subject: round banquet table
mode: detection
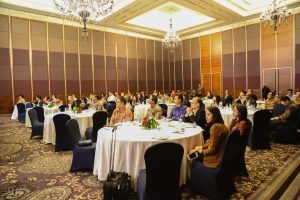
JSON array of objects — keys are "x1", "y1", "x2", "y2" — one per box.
[
  {"x1": 93, "y1": 121, "x2": 204, "y2": 191},
  {"x1": 134, "y1": 103, "x2": 175, "y2": 120},
  {"x1": 11, "y1": 105, "x2": 18, "y2": 120},
  {"x1": 219, "y1": 107, "x2": 256, "y2": 126},
  {"x1": 25, "y1": 106, "x2": 60, "y2": 127},
  {"x1": 43, "y1": 110, "x2": 95, "y2": 145}
]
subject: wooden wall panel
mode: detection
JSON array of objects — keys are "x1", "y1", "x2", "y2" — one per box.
[
  {"x1": 0, "y1": 15, "x2": 13, "y2": 113},
  {"x1": 222, "y1": 30, "x2": 233, "y2": 91},
  {"x1": 278, "y1": 68, "x2": 292, "y2": 95},
  {"x1": 169, "y1": 53, "x2": 175, "y2": 91},
  {"x1": 155, "y1": 41, "x2": 163, "y2": 91},
  {"x1": 211, "y1": 32, "x2": 222, "y2": 95},
  {"x1": 202, "y1": 73, "x2": 211, "y2": 93},
  {"x1": 116, "y1": 34, "x2": 127, "y2": 92},
  {"x1": 137, "y1": 38, "x2": 146, "y2": 91},
  {"x1": 12, "y1": 17, "x2": 31, "y2": 100},
  {"x1": 200, "y1": 35, "x2": 210, "y2": 93},
  {"x1": 105, "y1": 32, "x2": 117, "y2": 92},
  {"x1": 296, "y1": 14, "x2": 300, "y2": 89},
  {"x1": 49, "y1": 23, "x2": 64, "y2": 97},
  {"x1": 31, "y1": 20, "x2": 49, "y2": 97},
  {"x1": 127, "y1": 36, "x2": 137, "y2": 92},
  {"x1": 147, "y1": 40, "x2": 155, "y2": 91},
  {"x1": 263, "y1": 69, "x2": 276, "y2": 91},
  {"x1": 93, "y1": 31, "x2": 105, "y2": 93},
  {"x1": 183, "y1": 40, "x2": 191, "y2": 91},
  {"x1": 247, "y1": 24, "x2": 260, "y2": 89},
  {"x1": 163, "y1": 48, "x2": 169, "y2": 92},
  {"x1": 191, "y1": 37, "x2": 200, "y2": 90},
  {"x1": 80, "y1": 30, "x2": 93, "y2": 96},
  {"x1": 65, "y1": 26, "x2": 79, "y2": 95},
  {"x1": 174, "y1": 47, "x2": 182, "y2": 90}
]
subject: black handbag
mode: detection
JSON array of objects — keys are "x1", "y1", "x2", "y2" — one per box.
[{"x1": 103, "y1": 126, "x2": 131, "y2": 200}]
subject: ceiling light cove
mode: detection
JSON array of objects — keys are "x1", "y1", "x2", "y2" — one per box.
[{"x1": 126, "y1": 1, "x2": 215, "y2": 32}]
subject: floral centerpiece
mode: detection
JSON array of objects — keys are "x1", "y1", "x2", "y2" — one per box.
[
  {"x1": 47, "y1": 102, "x2": 54, "y2": 108},
  {"x1": 142, "y1": 117, "x2": 159, "y2": 129},
  {"x1": 72, "y1": 106, "x2": 82, "y2": 114}
]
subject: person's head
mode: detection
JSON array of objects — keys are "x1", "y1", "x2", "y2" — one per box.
[
  {"x1": 240, "y1": 91, "x2": 247, "y2": 97},
  {"x1": 205, "y1": 106, "x2": 224, "y2": 125},
  {"x1": 207, "y1": 91, "x2": 211, "y2": 96},
  {"x1": 267, "y1": 92, "x2": 274, "y2": 99},
  {"x1": 233, "y1": 104, "x2": 248, "y2": 121},
  {"x1": 116, "y1": 97, "x2": 127, "y2": 109},
  {"x1": 287, "y1": 89, "x2": 293, "y2": 96},
  {"x1": 36, "y1": 95, "x2": 42, "y2": 101},
  {"x1": 296, "y1": 91, "x2": 300, "y2": 98},
  {"x1": 191, "y1": 97, "x2": 204, "y2": 110},
  {"x1": 212, "y1": 95, "x2": 221, "y2": 105},
  {"x1": 225, "y1": 90, "x2": 230, "y2": 95},
  {"x1": 149, "y1": 95, "x2": 158, "y2": 106},
  {"x1": 245, "y1": 94, "x2": 252, "y2": 100},
  {"x1": 51, "y1": 94, "x2": 56, "y2": 99},
  {"x1": 174, "y1": 95, "x2": 183, "y2": 106},
  {"x1": 280, "y1": 96, "x2": 291, "y2": 106},
  {"x1": 247, "y1": 89, "x2": 254, "y2": 94},
  {"x1": 19, "y1": 95, "x2": 24, "y2": 100},
  {"x1": 72, "y1": 94, "x2": 76, "y2": 98}
]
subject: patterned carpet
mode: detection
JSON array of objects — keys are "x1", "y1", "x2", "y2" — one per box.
[{"x1": 0, "y1": 115, "x2": 299, "y2": 200}]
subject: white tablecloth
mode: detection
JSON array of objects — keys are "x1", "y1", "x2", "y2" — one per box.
[
  {"x1": 93, "y1": 121, "x2": 204, "y2": 191},
  {"x1": 43, "y1": 110, "x2": 95, "y2": 144},
  {"x1": 11, "y1": 105, "x2": 18, "y2": 120},
  {"x1": 220, "y1": 107, "x2": 256, "y2": 126},
  {"x1": 256, "y1": 100, "x2": 266, "y2": 110},
  {"x1": 203, "y1": 99, "x2": 213, "y2": 108},
  {"x1": 134, "y1": 103, "x2": 175, "y2": 120},
  {"x1": 25, "y1": 106, "x2": 60, "y2": 127}
]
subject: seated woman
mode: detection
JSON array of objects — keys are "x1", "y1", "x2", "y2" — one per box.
[
  {"x1": 189, "y1": 106, "x2": 229, "y2": 168},
  {"x1": 211, "y1": 95, "x2": 222, "y2": 107},
  {"x1": 183, "y1": 97, "x2": 206, "y2": 128},
  {"x1": 146, "y1": 95, "x2": 162, "y2": 120},
  {"x1": 265, "y1": 92, "x2": 279, "y2": 110},
  {"x1": 110, "y1": 97, "x2": 133, "y2": 124},
  {"x1": 227, "y1": 104, "x2": 249, "y2": 136},
  {"x1": 17, "y1": 95, "x2": 26, "y2": 104}
]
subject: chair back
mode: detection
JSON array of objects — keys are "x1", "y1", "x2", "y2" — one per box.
[
  {"x1": 25, "y1": 102, "x2": 33, "y2": 109},
  {"x1": 272, "y1": 103, "x2": 286, "y2": 117},
  {"x1": 65, "y1": 119, "x2": 81, "y2": 150},
  {"x1": 249, "y1": 110, "x2": 272, "y2": 149},
  {"x1": 33, "y1": 106, "x2": 44, "y2": 122},
  {"x1": 218, "y1": 130, "x2": 241, "y2": 175},
  {"x1": 75, "y1": 99, "x2": 82, "y2": 107},
  {"x1": 16, "y1": 103, "x2": 25, "y2": 114},
  {"x1": 28, "y1": 109, "x2": 40, "y2": 126},
  {"x1": 92, "y1": 111, "x2": 108, "y2": 142},
  {"x1": 144, "y1": 142, "x2": 183, "y2": 200},
  {"x1": 106, "y1": 101, "x2": 116, "y2": 118},
  {"x1": 159, "y1": 104, "x2": 168, "y2": 117},
  {"x1": 59, "y1": 104, "x2": 68, "y2": 112},
  {"x1": 53, "y1": 114, "x2": 72, "y2": 151}
]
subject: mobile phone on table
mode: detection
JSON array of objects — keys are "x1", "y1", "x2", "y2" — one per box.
[{"x1": 187, "y1": 151, "x2": 199, "y2": 161}]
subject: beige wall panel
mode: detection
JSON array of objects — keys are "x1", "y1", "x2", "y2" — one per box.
[
  {"x1": 261, "y1": 26, "x2": 276, "y2": 69},
  {"x1": 221, "y1": 30, "x2": 233, "y2": 54},
  {"x1": 191, "y1": 37, "x2": 200, "y2": 58},
  {"x1": 247, "y1": 24, "x2": 260, "y2": 51},
  {"x1": 49, "y1": 23, "x2": 63, "y2": 52},
  {"x1": 12, "y1": 18, "x2": 29, "y2": 49},
  {"x1": 31, "y1": 21, "x2": 47, "y2": 51},
  {"x1": 79, "y1": 30, "x2": 92, "y2": 54},
  {"x1": 93, "y1": 31, "x2": 104, "y2": 55},
  {"x1": 105, "y1": 32, "x2": 115, "y2": 57},
  {"x1": 0, "y1": 15, "x2": 9, "y2": 48},
  {"x1": 233, "y1": 27, "x2": 246, "y2": 53},
  {"x1": 182, "y1": 40, "x2": 189, "y2": 59},
  {"x1": 64, "y1": 26, "x2": 78, "y2": 53},
  {"x1": 277, "y1": 18, "x2": 293, "y2": 68},
  {"x1": 127, "y1": 36, "x2": 136, "y2": 58},
  {"x1": 116, "y1": 34, "x2": 126, "y2": 57}
]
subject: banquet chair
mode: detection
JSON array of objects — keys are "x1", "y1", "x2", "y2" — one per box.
[
  {"x1": 272, "y1": 103, "x2": 286, "y2": 117},
  {"x1": 137, "y1": 142, "x2": 184, "y2": 200},
  {"x1": 106, "y1": 101, "x2": 116, "y2": 118},
  {"x1": 233, "y1": 119, "x2": 252, "y2": 177},
  {"x1": 25, "y1": 102, "x2": 33, "y2": 109},
  {"x1": 159, "y1": 104, "x2": 168, "y2": 117},
  {"x1": 274, "y1": 108, "x2": 300, "y2": 145},
  {"x1": 28, "y1": 109, "x2": 44, "y2": 139},
  {"x1": 66, "y1": 119, "x2": 96, "y2": 172},
  {"x1": 189, "y1": 130, "x2": 241, "y2": 200},
  {"x1": 248, "y1": 110, "x2": 272, "y2": 150},
  {"x1": 85, "y1": 111, "x2": 108, "y2": 142},
  {"x1": 59, "y1": 104, "x2": 68, "y2": 112},
  {"x1": 53, "y1": 114, "x2": 72, "y2": 152},
  {"x1": 16, "y1": 103, "x2": 26, "y2": 123},
  {"x1": 33, "y1": 106, "x2": 44, "y2": 123}
]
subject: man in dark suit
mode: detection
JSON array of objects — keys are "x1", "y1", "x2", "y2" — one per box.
[
  {"x1": 183, "y1": 97, "x2": 206, "y2": 128},
  {"x1": 244, "y1": 94, "x2": 257, "y2": 108},
  {"x1": 222, "y1": 89, "x2": 233, "y2": 106}
]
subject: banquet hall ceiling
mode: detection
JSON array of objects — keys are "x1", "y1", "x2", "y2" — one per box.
[{"x1": 0, "y1": 0, "x2": 300, "y2": 38}]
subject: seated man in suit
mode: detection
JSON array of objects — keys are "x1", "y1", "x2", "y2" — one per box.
[
  {"x1": 146, "y1": 95, "x2": 162, "y2": 120},
  {"x1": 244, "y1": 94, "x2": 257, "y2": 108},
  {"x1": 183, "y1": 97, "x2": 206, "y2": 128},
  {"x1": 222, "y1": 89, "x2": 233, "y2": 106}
]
